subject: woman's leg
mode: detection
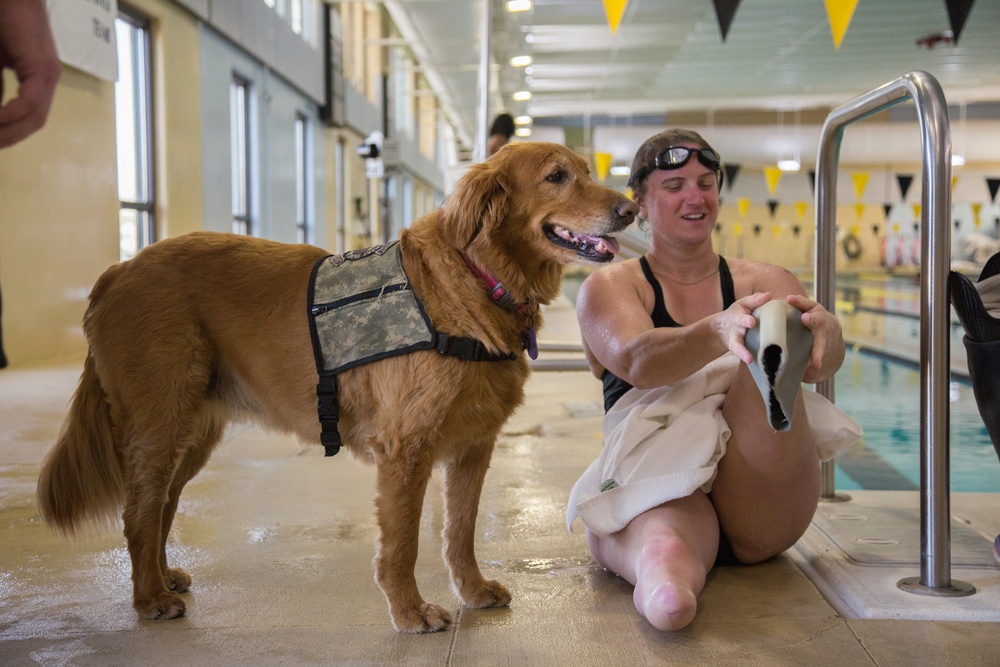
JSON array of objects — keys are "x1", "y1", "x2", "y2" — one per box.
[
  {"x1": 585, "y1": 491, "x2": 719, "y2": 631},
  {"x1": 711, "y1": 362, "x2": 822, "y2": 563}
]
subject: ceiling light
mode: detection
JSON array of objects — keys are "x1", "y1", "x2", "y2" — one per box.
[
  {"x1": 506, "y1": 0, "x2": 532, "y2": 12},
  {"x1": 512, "y1": 90, "x2": 531, "y2": 101},
  {"x1": 777, "y1": 158, "x2": 801, "y2": 172},
  {"x1": 952, "y1": 154, "x2": 965, "y2": 166},
  {"x1": 514, "y1": 115, "x2": 532, "y2": 126},
  {"x1": 510, "y1": 55, "x2": 532, "y2": 67},
  {"x1": 515, "y1": 127, "x2": 532, "y2": 137},
  {"x1": 610, "y1": 165, "x2": 631, "y2": 176}
]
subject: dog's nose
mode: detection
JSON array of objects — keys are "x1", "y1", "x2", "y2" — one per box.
[{"x1": 614, "y1": 200, "x2": 639, "y2": 224}]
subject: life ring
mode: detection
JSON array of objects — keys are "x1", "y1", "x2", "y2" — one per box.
[{"x1": 842, "y1": 233, "x2": 862, "y2": 260}]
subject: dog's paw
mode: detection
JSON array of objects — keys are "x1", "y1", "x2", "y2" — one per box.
[
  {"x1": 163, "y1": 567, "x2": 192, "y2": 593},
  {"x1": 392, "y1": 602, "x2": 453, "y2": 633},
  {"x1": 135, "y1": 591, "x2": 186, "y2": 620},
  {"x1": 461, "y1": 579, "x2": 512, "y2": 609}
]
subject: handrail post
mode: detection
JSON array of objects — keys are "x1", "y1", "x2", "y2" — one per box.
[{"x1": 813, "y1": 71, "x2": 974, "y2": 597}]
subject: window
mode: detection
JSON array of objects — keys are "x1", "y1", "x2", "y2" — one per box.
[
  {"x1": 294, "y1": 113, "x2": 311, "y2": 243},
  {"x1": 114, "y1": 10, "x2": 154, "y2": 261},
  {"x1": 230, "y1": 76, "x2": 252, "y2": 235}
]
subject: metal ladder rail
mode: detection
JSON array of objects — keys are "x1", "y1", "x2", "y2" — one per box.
[{"x1": 814, "y1": 70, "x2": 973, "y2": 596}]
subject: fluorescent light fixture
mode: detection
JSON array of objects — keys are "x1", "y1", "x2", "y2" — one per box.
[
  {"x1": 514, "y1": 115, "x2": 532, "y2": 126},
  {"x1": 610, "y1": 165, "x2": 631, "y2": 176},
  {"x1": 510, "y1": 55, "x2": 532, "y2": 67},
  {"x1": 515, "y1": 127, "x2": 532, "y2": 137},
  {"x1": 952, "y1": 154, "x2": 966, "y2": 166},
  {"x1": 506, "y1": 0, "x2": 532, "y2": 12},
  {"x1": 512, "y1": 90, "x2": 532, "y2": 101},
  {"x1": 777, "y1": 158, "x2": 801, "y2": 172}
]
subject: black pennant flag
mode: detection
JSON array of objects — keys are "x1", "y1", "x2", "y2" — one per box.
[
  {"x1": 945, "y1": 0, "x2": 976, "y2": 44},
  {"x1": 724, "y1": 163, "x2": 741, "y2": 190},
  {"x1": 883, "y1": 203, "x2": 893, "y2": 219},
  {"x1": 767, "y1": 200, "x2": 779, "y2": 217},
  {"x1": 808, "y1": 170, "x2": 816, "y2": 195},
  {"x1": 987, "y1": 177, "x2": 1000, "y2": 203},
  {"x1": 713, "y1": 0, "x2": 743, "y2": 41},
  {"x1": 897, "y1": 174, "x2": 914, "y2": 200}
]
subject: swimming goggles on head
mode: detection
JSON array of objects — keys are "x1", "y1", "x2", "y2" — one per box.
[{"x1": 628, "y1": 146, "x2": 723, "y2": 189}]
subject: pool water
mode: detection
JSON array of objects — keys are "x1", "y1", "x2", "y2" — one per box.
[{"x1": 830, "y1": 348, "x2": 1000, "y2": 492}]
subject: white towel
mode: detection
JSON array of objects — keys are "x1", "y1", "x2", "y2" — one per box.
[{"x1": 566, "y1": 354, "x2": 862, "y2": 538}]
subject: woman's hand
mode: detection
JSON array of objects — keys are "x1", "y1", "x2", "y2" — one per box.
[
  {"x1": 785, "y1": 293, "x2": 845, "y2": 383},
  {"x1": 718, "y1": 292, "x2": 772, "y2": 365}
]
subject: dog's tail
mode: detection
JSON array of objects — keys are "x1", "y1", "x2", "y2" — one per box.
[{"x1": 37, "y1": 285, "x2": 125, "y2": 534}]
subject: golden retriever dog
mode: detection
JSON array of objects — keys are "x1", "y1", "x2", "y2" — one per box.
[{"x1": 36, "y1": 142, "x2": 637, "y2": 633}]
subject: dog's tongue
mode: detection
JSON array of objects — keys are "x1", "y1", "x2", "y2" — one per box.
[{"x1": 582, "y1": 234, "x2": 620, "y2": 255}]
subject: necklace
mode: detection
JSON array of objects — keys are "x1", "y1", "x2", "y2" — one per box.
[{"x1": 659, "y1": 270, "x2": 719, "y2": 286}]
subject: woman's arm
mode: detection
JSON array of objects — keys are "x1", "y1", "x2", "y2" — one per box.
[{"x1": 577, "y1": 265, "x2": 771, "y2": 388}]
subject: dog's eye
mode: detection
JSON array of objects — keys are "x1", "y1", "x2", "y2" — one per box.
[{"x1": 545, "y1": 169, "x2": 567, "y2": 184}]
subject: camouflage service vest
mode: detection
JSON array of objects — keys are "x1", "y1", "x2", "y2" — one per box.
[{"x1": 307, "y1": 241, "x2": 516, "y2": 457}]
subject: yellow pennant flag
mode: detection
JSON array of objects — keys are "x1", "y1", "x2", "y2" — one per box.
[
  {"x1": 952, "y1": 175, "x2": 959, "y2": 191},
  {"x1": 912, "y1": 204, "x2": 922, "y2": 221},
  {"x1": 795, "y1": 201, "x2": 808, "y2": 220},
  {"x1": 738, "y1": 198, "x2": 751, "y2": 217},
  {"x1": 772, "y1": 224, "x2": 782, "y2": 238},
  {"x1": 594, "y1": 152, "x2": 613, "y2": 183},
  {"x1": 733, "y1": 223, "x2": 744, "y2": 238},
  {"x1": 603, "y1": 0, "x2": 629, "y2": 34},
  {"x1": 973, "y1": 202, "x2": 982, "y2": 228},
  {"x1": 854, "y1": 203, "x2": 865, "y2": 219},
  {"x1": 825, "y1": 0, "x2": 859, "y2": 50},
  {"x1": 763, "y1": 167, "x2": 782, "y2": 195},
  {"x1": 852, "y1": 172, "x2": 869, "y2": 200}
]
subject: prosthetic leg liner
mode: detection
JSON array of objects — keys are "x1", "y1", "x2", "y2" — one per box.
[
  {"x1": 744, "y1": 300, "x2": 812, "y2": 432},
  {"x1": 949, "y1": 251, "x2": 1000, "y2": 462}
]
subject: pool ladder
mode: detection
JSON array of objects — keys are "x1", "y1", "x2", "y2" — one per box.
[{"x1": 814, "y1": 70, "x2": 974, "y2": 597}]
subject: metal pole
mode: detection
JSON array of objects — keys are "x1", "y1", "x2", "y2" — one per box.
[
  {"x1": 476, "y1": 0, "x2": 491, "y2": 161},
  {"x1": 814, "y1": 71, "x2": 973, "y2": 596}
]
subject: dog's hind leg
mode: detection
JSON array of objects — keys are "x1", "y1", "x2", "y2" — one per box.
[
  {"x1": 157, "y1": 413, "x2": 224, "y2": 595},
  {"x1": 372, "y1": 447, "x2": 452, "y2": 633},
  {"x1": 441, "y1": 443, "x2": 511, "y2": 609}
]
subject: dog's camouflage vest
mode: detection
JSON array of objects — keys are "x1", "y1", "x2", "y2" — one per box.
[{"x1": 308, "y1": 241, "x2": 516, "y2": 456}]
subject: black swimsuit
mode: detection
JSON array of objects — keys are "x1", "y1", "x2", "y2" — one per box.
[
  {"x1": 601, "y1": 255, "x2": 736, "y2": 412},
  {"x1": 597, "y1": 254, "x2": 740, "y2": 566}
]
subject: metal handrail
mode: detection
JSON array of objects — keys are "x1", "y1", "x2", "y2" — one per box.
[{"x1": 814, "y1": 71, "x2": 973, "y2": 597}]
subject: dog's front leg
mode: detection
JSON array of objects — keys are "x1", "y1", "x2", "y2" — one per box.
[
  {"x1": 373, "y1": 451, "x2": 452, "y2": 633},
  {"x1": 441, "y1": 443, "x2": 512, "y2": 609}
]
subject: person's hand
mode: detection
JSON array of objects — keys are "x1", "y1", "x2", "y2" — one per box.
[
  {"x1": 718, "y1": 291, "x2": 772, "y2": 365},
  {"x1": 0, "y1": 0, "x2": 61, "y2": 148},
  {"x1": 785, "y1": 293, "x2": 844, "y2": 382}
]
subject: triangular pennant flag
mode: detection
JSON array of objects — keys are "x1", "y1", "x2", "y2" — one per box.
[
  {"x1": 952, "y1": 175, "x2": 959, "y2": 191},
  {"x1": 872, "y1": 224, "x2": 880, "y2": 236},
  {"x1": 793, "y1": 224, "x2": 801, "y2": 237},
  {"x1": 854, "y1": 203, "x2": 865, "y2": 219},
  {"x1": 738, "y1": 198, "x2": 751, "y2": 217},
  {"x1": 753, "y1": 224, "x2": 762, "y2": 237},
  {"x1": 808, "y1": 169, "x2": 816, "y2": 194},
  {"x1": 734, "y1": 223, "x2": 744, "y2": 237},
  {"x1": 772, "y1": 224, "x2": 782, "y2": 237},
  {"x1": 602, "y1": 0, "x2": 629, "y2": 34},
  {"x1": 594, "y1": 152, "x2": 613, "y2": 183},
  {"x1": 712, "y1": 0, "x2": 743, "y2": 41},
  {"x1": 824, "y1": 0, "x2": 859, "y2": 49},
  {"x1": 767, "y1": 200, "x2": 779, "y2": 217},
  {"x1": 763, "y1": 166, "x2": 782, "y2": 195},
  {"x1": 973, "y1": 202, "x2": 982, "y2": 228},
  {"x1": 724, "y1": 163, "x2": 741, "y2": 190},
  {"x1": 897, "y1": 174, "x2": 914, "y2": 200},
  {"x1": 795, "y1": 201, "x2": 808, "y2": 220},
  {"x1": 852, "y1": 172, "x2": 869, "y2": 200},
  {"x1": 913, "y1": 204, "x2": 922, "y2": 221},
  {"x1": 883, "y1": 203, "x2": 893, "y2": 219},
  {"x1": 945, "y1": 0, "x2": 975, "y2": 45},
  {"x1": 715, "y1": 223, "x2": 723, "y2": 234},
  {"x1": 987, "y1": 177, "x2": 1000, "y2": 203}
]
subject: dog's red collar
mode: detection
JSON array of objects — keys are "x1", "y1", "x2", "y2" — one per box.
[
  {"x1": 462, "y1": 254, "x2": 539, "y2": 360},
  {"x1": 462, "y1": 254, "x2": 532, "y2": 315}
]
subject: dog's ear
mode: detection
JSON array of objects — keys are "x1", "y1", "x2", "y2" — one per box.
[{"x1": 440, "y1": 159, "x2": 511, "y2": 250}]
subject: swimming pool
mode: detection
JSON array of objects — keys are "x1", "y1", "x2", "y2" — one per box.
[{"x1": 830, "y1": 347, "x2": 1000, "y2": 493}]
